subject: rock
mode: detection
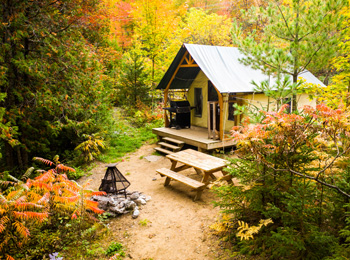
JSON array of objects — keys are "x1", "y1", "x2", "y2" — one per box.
[
  {"x1": 132, "y1": 208, "x2": 140, "y2": 219},
  {"x1": 130, "y1": 192, "x2": 140, "y2": 200},
  {"x1": 110, "y1": 206, "x2": 126, "y2": 214},
  {"x1": 135, "y1": 198, "x2": 142, "y2": 206},
  {"x1": 118, "y1": 201, "x2": 126, "y2": 208},
  {"x1": 144, "y1": 155, "x2": 161, "y2": 162},
  {"x1": 97, "y1": 200, "x2": 109, "y2": 211},
  {"x1": 135, "y1": 198, "x2": 147, "y2": 206},
  {"x1": 152, "y1": 177, "x2": 157, "y2": 181},
  {"x1": 91, "y1": 191, "x2": 150, "y2": 218},
  {"x1": 125, "y1": 200, "x2": 136, "y2": 210}
]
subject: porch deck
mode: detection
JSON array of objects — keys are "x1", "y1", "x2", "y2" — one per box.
[{"x1": 152, "y1": 126, "x2": 236, "y2": 151}]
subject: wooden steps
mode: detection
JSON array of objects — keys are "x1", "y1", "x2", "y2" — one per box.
[
  {"x1": 154, "y1": 137, "x2": 185, "y2": 155},
  {"x1": 154, "y1": 147, "x2": 174, "y2": 155},
  {"x1": 156, "y1": 168, "x2": 205, "y2": 201}
]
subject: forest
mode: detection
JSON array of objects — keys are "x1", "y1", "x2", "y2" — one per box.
[{"x1": 1, "y1": 0, "x2": 350, "y2": 259}]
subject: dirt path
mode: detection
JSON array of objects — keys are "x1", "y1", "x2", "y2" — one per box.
[{"x1": 80, "y1": 144, "x2": 228, "y2": 260}]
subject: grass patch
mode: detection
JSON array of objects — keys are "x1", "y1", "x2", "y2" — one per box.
[{"x1": 99, "y1": 114, "x2": 161, "y2": 163}]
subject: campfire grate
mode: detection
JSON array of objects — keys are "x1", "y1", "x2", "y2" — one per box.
[{"x1": 99, "y1": 163, "x2": 130, "y2": 197}]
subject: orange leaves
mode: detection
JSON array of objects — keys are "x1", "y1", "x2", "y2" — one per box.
[
  {"x1": 34, "y1": 170, "x2": 55, "y2": 183},
  {"x1": 13, "y1": 211, "x2": 48, "y2": 223},
  {"x1": 91, "y1": 191, "x2": 107, "y2": 196},
  {"x1": 0, "y1": 158, "x2": 105, "y2": 258},
  {"x1": 0, "y1": 216, "x2": 10, "y2": 233},
  {"x1": 56, "y1": 164, "x2": 76, "y2": 173},
  {"x1": 6, "y1": 254, "x2": 15, "y2": 260}
]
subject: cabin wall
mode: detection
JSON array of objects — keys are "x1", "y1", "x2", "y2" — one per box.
[
  {"x1": 187, "y1": 72, "x2": 239, "y2": 133},
  {"x1": 242, "y1": 93, "x2": 316, "y2": 111},
  {"x1": 188, "y1": 71, "x2": 208, "y2": 129},
  {"x1": 186, "y1": 71, "x2": 317, "y2": 134}
]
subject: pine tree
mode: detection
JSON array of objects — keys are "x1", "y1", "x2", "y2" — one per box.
[{"x1": 232, "y1": 0, "x2": 345, "y2": 85}]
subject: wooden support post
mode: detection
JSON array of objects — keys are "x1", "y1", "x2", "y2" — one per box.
[
  {"x1": 194, "y1": 189, "x2": 203, "y2": 201},
  {"x1": 218, "y1": 93, "x2": 224, "y2": 141},
  {"x1": 164, "y1": 177, "x2": 171, "y2": 186}
]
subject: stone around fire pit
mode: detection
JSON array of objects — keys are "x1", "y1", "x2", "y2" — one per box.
[{"x1": 91, "y1": 191, "x2": 150, "y2": 219}]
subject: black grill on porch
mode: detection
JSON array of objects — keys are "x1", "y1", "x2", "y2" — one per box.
[{"x1": 163, "y1": 100, "x2": 192, "y2": 129}]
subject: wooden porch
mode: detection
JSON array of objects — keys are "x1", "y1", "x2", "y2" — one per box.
[{"x1": 152, "y1": 126, "x2": 236, "y2": 152}]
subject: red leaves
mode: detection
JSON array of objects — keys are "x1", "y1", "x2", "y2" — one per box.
[{"x1": 33, "y1": 157, "x2": 54, "y2": 166}]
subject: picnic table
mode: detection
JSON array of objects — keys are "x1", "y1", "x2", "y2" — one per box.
[{"x1": 156, "y1": 149, "x2": 232, "y2": 201}]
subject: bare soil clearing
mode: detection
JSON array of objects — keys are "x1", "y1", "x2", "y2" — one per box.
[{"x1": 79, "y1": 143, "x2": 230, "y2": 260}]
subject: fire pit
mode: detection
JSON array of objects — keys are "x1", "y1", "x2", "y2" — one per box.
[{"x1": 99, "y1": 163, "x2": 130, "y2": 198}]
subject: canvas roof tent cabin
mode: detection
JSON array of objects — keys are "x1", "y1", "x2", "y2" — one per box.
[{"x1": 153, "y1": 43, "x2": 325, "y2": 152}]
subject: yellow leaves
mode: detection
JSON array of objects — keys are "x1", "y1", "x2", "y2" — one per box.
[
  {"x1": 13, "y1": 221, "x2": 30, "y2": 238},
  {"x1": 210, "y1": 214, "x2": 234, "y2": 235},
  {"x1": 0, "y1": 216, "x2": 10, "y2": 233},
  {"x1": 237, "y1": 219, "x2": 273, "y2": 241}
]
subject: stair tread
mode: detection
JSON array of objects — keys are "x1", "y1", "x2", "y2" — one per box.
[
  {"x1": 154, "y1": 147, "x2": 175, "y2": 155},
  {"x1": 162, "y1": 137, "x2": 185, "y2": 145},
  {"x1": 158, "y1": 142, "x2": 181, "y2": 151}
]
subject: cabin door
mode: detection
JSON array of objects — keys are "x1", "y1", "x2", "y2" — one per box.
[{"x1": 207, "y1": 81, "x2": 220, "y2": 139}]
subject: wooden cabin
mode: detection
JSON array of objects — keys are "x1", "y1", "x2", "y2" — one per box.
[{"x1": 153, "y1": 44, "x2": 325, "y2": 153}]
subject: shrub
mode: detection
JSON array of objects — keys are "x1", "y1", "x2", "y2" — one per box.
[{"x1": 213, "y1": 104, "x2": 350, "y2": 259}]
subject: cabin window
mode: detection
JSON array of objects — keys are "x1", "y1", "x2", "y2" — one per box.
[
  {"x1": 194, "y1": 88, "x2": 202, "y2": 117},
  {"x1": 228, "y1": 94, "x2": 236, "y2": 121}
]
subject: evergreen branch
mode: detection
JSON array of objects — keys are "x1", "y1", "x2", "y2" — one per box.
[
  {"x1": 300, "y1": 42, "x2": 325, "y2": 72},
  {"x1": 268, "y1": 163, "x2": 350, "y2": 199},
  {"x1": 271, "y1": 32, "x2": 294, "y2": 42},
  {"x1": 276, "y1": 2, "x2": 294, "y2": 40}
]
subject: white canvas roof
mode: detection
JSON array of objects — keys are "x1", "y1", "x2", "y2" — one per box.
[{"x1": 157, "y1": 43, "x2": 326, "y2": 93}]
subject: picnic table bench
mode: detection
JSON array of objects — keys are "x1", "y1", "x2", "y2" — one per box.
[{"x1": 156, "y1": 149, "x2": 232, "y2": 201}]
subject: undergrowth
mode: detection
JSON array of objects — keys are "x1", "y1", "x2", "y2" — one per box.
[{"x1": 98, "y1": 108, "x2": 162, "y2": 163}]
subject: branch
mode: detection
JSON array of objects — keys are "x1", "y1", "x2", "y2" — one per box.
[
  {"x1": 276, "y1": 3, "x2": 294, "y2": 40},
  {"x1": 267, "y1": 159, "x2": 350, "y2": 199},
  {"x1": 299, "y1": 41, "x2": 325, "y2": 72}
]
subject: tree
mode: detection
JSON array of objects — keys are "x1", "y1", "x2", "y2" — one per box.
[
  {"x1": 0, "y1": 0, "x2": 112, "y2": 171},
  {"x1": 131, "y1": 0, "x2": 186, "y2": 85},
  {"x1": 116, "y1": 43, "x2": 151, "y2": 107},
  {"x1": 214, "y1": 103, "x2": 350, "y2": 258},
  {"x1": 232, "y1": 0, "x2": 345, "y2": 102},
  {"x1": 328, "y1": 4, "x2": 350, "y2": 105},
  {"x1": 178, "y1": 8, "x2": 233, "y2": 46},
  {"x1": 297, "y1": 4, "x2": 350, "y2": 108}
]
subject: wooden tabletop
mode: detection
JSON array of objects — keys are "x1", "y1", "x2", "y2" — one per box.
[{"x1": 166, "y1": 149, "x2": 228, "y2": 172}]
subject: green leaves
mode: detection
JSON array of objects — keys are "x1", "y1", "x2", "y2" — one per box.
[
  {"x1": 233, "y1": 0, "x2": 346, "y2": 81},
  {"x1": 0, "y1": 0, "x2": 114, "y2": 169}
]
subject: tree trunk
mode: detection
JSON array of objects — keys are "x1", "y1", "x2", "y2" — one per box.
[{"x1": 4, "y1": 142, "x2": 14, "y2": 169}]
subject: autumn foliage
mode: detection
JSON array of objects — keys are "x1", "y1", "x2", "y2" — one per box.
[
  {"x1": 213, "y1": 104, "x2": 350, "y2": 259},
  {"x1": 0, "y1": 157, "x2": 105, "y2": 259}
]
